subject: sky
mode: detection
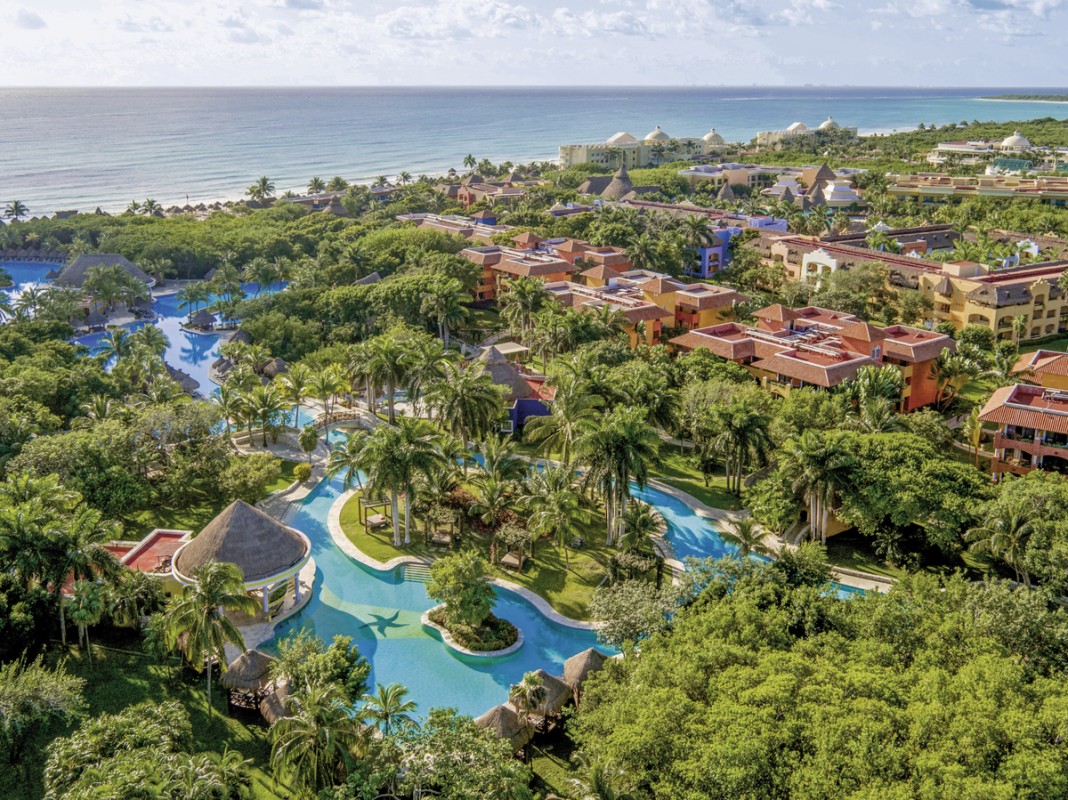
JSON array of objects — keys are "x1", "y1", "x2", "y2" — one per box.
[{"x1": 1, "y1": 0, "x2": 1067, "y2": 86}]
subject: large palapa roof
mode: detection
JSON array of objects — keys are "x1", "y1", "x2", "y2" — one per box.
[
  {"x1": 174, "y1": 500, "x2": 309, "y2": 585},
  {"x1": 56, "y1": 254, "x2": 153, "y2": 289}
]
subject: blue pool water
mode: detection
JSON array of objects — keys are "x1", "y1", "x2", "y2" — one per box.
[{"x1": 261, "y1": 473, "x2": 608, "y2": 718}]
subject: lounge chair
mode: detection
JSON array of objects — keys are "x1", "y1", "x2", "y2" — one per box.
[
  {"x1": 499, "y1": 550, "x2": 525, "y2": 571},
  {"x1": 365, "y1": 513, "x2": 387, "y2": 530},
  {"x1": 430, "y1": 531, "x2": 453, "y2": 548}
]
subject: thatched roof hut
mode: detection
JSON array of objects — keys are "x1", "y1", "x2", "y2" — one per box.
[
  {"x1": 172, "y1": 500, "x2": 310, "y2": 587},
  {"x1": 563, "y1": 648, "x2": 607, "y2": 703},
  {"x1": 531, "y1": 669, "x2": 572, "y2": 715},
  {"x1": 475, "y1": 346, "x2": 532, "y2": 400},
  {"x1": 165, "y1": 364, "x2": 201, "y2": 395},
  {"x1": 321, "y1": 197, "x2": 352, "y2": 218},
  {"x1": 601, "y1": 167, "x2": 634, "y2": 201},
  {"x1": 220, "y1": 649, "x2": 276, "y2": 692},
  {"x1": 474, "y1": 703, "x2": 534, "y2": 752},
  {"x1": 262, "y1": 357, "x2": 287, "y2": 378},
  {"x1": 188, "y1": 309, "x2": 217, "y2": 328},
  {"x1": 354, "y1": 271, "x2": 381, "y2": 286},
  {"x1": 259, "y1": 681, "x2": 291, "y2": 725},
  {"x1": 56, "y1": 254, "x2": 154, "y2": 289},
  {"x1": 84, "y1": 309, "x2": 108, "y2": 329}
]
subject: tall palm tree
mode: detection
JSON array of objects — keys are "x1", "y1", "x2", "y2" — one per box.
[
  {"x1": 709, "y1": 402, "x2": 771, "y2": 495},
  {"x1": 470, "y1": 474, "x2": 514, "y2": 529},
  {"x1": 577, "y1": 406, "x2": 660, "y2": 545},
  {"x1": 966, "y1": 494, "x2": 1036, "y2": 585},
  {"x1": 129, "y1": 324, "x2": 170, "y2": 358},
  {"x1": 424, "y1": 362, "x2": 503, "y2": 451},
  {"x1": 474, "y1": 436, "x2": 526, "y2": 483},
  {"x1": 308, "y1": 363, "x2": 347, "y2": 422},
  {"x1": 68, "y1": 580, "x2": 105, "y2": 662},
  {"x1": 499, "y1": 275, "x2": 547, "y2": 338},
  {"x1": 509, "y1": 672, "x2": 548, "y2": 722},
  {"x1": 780, "y1": 430, "x2": 856, "y2": 544},
  {"x1": 720, "y1": 517, "x2": 769, "y2": 558},
  {"x1": 930, "y1": 350, "x2": 977, "y2": 407},
  {"x1": 326, "y1": 430, "x2": 367, "y2": 492},
  {"x1": 403, "y1": 337, "x2": 451, "y2": 417},
  {"x1": 521, "y1": 466, "x2": 586, "y2": 565},
  {"x1": 165, "y1": 562, "x2": 259, "y2": 710},
  {"x1": 625, "y1": 233, "x2": 660, "y2": 273},
  {"x1": 271, "y1": 682, "x2": 364, "y2": 796},
  {"x1": 307, "y1": 177, "x2": 326, "y2": 195},
  {"x1": 248, "y1": 382, "x2": 286, "y2": 446},
  {"x1": 278, "y1": 363, "x2": 312, "y2": 429},
  {"x1": 568, "y1": 757, "x2": 634, "y2": 800},
  {"x1": 523, "y1": 375, "x2": 603, "y2": 465},
  {"x1": 246, "y1": 176, "x2": 276, "y2": 200},
  {"x1": 359, "y1": 420, "x2": 441, "y2": 545},
  {"x1": 961, "y1": 406, "x2": 984, "y2": 467},
  {"x1": 845, "y1": 397, "x2": 906, "y2": 434},
  {"x1": 618, "y1": 500, "x2": 660, "y2": 554},
  {"x1": 51, "y1": 506, "x2": 122, "y2": 646},
  {"x1": 4, "y1": 200, "x2": 28, "y2": 220},
  {"x1": 420, "y1": 279, "x2": 470, "y2": 348},
  {"x1": 368, "y1": 335, "x2": 408, "y2": 424},
  {"x1": 359, "y1": 683, "x2": 417, "y2": 737}
]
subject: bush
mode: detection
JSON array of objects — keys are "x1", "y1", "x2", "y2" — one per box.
[
  {"x1": 293, "y1": 462, "x2": 313, "y2": 483},
  {"x1": 220, "y1": 453, "x2": 281, "y2": 503},
  {"x1": 428, "y1": 609, "x2": 519, "y2": 652}
]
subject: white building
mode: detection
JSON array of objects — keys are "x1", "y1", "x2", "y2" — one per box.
[
  {"x1": 755, "y1": 118, "x2": 858, "y2": 149},
  {"x1": 559, "y1": 126, "x2": 730, "y2": 169}
]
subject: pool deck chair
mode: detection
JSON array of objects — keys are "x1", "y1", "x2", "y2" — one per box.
[{"x1": 359, "y1": 498, "x2": 390, "y2": 530}]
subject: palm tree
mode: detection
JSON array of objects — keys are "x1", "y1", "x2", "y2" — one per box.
[
  {"x1": 398, "y1": 171, "x2": 412, "y2": 185},
  {"x1": 708, "y1": 402, "x2": 771, "y2": 495},
  {"x1": 509, "y1": 672, "x2": 547, "y2": 722},
  {"x1": 140, "y1": 198, "x2": 161, "y2": 216},
  {"x1": 499, "y1": 275, "x2": 547, "y2": 338},
  {"x1": 474, "y1": 436, "x2": 526, "y2": 483},
  {"x1": 625, "y1": 233, "x2": 659, "y2": 273},
  {"x1": 845, "y1": 397, "x2": 906, "y2": 434},
  {"x1": 51, "y1": 506, "x2": 122, "y2": 645},
  {"x1": 470, "y1": 474, "x2": 514, "y2": 529},
  {"x1": 4, "y1": 200, "x2": 28, "y2": 221},
  {"x1": 403, "y1": 337, "x2": 451, "y2": 417},
  {"x1": 307, "y1": 177, "x2": 326, "y2": 194},
  {"x1": 424, "y1": 362, "x2": 503, "y2": 451},
  {"x1": 308, "y1": 363, "x2": 347, "y2": 422},
  {"x1": 966, "y1": 494, "x2": 1035, "y2": 585},
  {"x1": 780, "y1": 430, "x2": 856, "y2": 544},
  {"x1": 248, "y1": 382, "x2": 285, "y2": 446},
  {"x1": 930, "y1": 351, "x2": 977, "y2": 407},
  {"x1": 326, "y1": 176, "x2": 349, "y2": 192},
  {"x1": 618, "y1": 500, "x2": 660, "y2": 554},
  {"x1": 524, "y1": 375, "x2": 603, "y2": 465},
  {"x1": 568, "y1": 757, "x2": 634, "y2": 800},
  {"x1": 1011, "y1": 314, "x2": 1029, "y2": 345},
  {"x1": 271, "y1": 682, "x2": 364, "y2": 796},
  {"x1": 278, "y1": 363, "x2": 312, "y2": 429},
  {"x1": 359, "y1": 683, "x2": 417, "y2": 737},
  {"x1": 326, "y1": 430, "x2": 367, "y2": 491},
  {"x1": 68, "y1": 580, "x2": 105, "y2": 662},
  {"x1": 577, "y1": 406, "x2": 660, "y2": 545},
  {"x1": 129, "y1": 324, "x2": 170, "y2": 358},
  {"x1": 359, "y1": 420, "x2": 441, "y2": 545},
  {"x1": 961, "y1": 406, "x2": 984, "y2": 467},
  {"x1": 720, "y1": 517, "x2": 769, "y2": 558},
  {"x1": 420, "y1": 279, "x2": 470, "y2": 347},
  {"x1": 246, "y1": 176, "x2": 276, "y2": 200},
  {"x1": 107, "y1": 569, "x2": 164, "y2": 628},
  {"x1": 463, "y1": 154, "x2": 477, "y2": 170},
  {"x1": 368, "y1": 336, "x2": 408, "y2": 424},
  {"x1": 165, "y1": 562, "x2": 258, "y2": 711}
]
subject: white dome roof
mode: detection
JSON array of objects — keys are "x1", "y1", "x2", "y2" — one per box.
[
  {"x1": 702, "y1": 128, "x2": 725, "y2": 144},
  {"x1": 1000, "y1": 131, "x2": 1031, "y2": 149},
  {"x1": 607, "y1": 131, "x2": 638, "y2": 145},
  {"x1": 644, "y1": 126, "x2": 671, "y2": 142},
  {"x1": 786, "y1": 121, "x2": 808, "y2": 132},
  {"x1": 818, "y1": 117, "x2": 840, "y2": 131}
]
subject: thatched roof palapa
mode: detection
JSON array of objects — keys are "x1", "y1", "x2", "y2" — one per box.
[
  {"x1": 221, "y1": 649, "x2": 276, "y2": 692},
  {"x1": 563, "y1": 647, "x2": 607, "y2": 691},
  {"x1": 531, "y1": 669, "x2": 572, "y2": 715},
  {"x1": 188, "y1": 309, "x2": 217, "y2": 328},
  {"x1": 474, "y1": 703, "x2": 534, "y2": 752},
  {"x1": 173, "y1": 500, "x2": 309, "y2": 585},
  {"x1": 262, "y1": 357, "x2": 287, "y2": 378},
  {"x1": 56, "y1": 254, "x2": 153, "y2": 289},
  {"x1": 259, "y1": 680, "x2": 291, "y2": 725},
  {"x1": 475, "y1": 346, "x2": 533, "y2": 400}
]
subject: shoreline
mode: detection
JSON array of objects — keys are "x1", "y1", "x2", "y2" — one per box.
[{"x1": 978, "y1": 97, "x2": 1068, "y2": 105}]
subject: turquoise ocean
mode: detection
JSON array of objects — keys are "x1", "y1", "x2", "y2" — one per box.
[{"x1": 2, "y1": 86, "x2": 1067, "y2": 216}]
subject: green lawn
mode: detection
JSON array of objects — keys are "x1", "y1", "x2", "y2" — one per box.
[
  {"x1": 339, "y1": 491, "x2": 612, "y2": 621},
  {"x1": 825, "y1": 531, "x2": 908, "y2": 580},
  {"x1": 1, "y1": 633, "x2": 287, "y2": 800},
  {"x1": 650, "y1": 444, "x2": 737, "y2": 510},
  {"x1": 1021, "y1": 335, "x2": 1068, "y2": 354},
  {"x1": 529, "y1": 728, "x2": 580, "y2": 800},
  {"x1": 264, "y1": 458, "x2": 301, "y2": 494}
]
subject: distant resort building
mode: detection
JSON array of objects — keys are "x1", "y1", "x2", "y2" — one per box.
[
  {"x1": 888, "y1": 172, "x2": 1068, "y2": 206},
  {"x1": 436, "y1": 173, "x2": 538, "y2": 209},
  {"x1": 577, "y1": 166, "x2": 660, "y2": 200},
  {"x1": 559, "y1": 127, "x2": 730, "y2": 169},
  {"x1": 927, "y1": 131, "x2": 1068, "y2": 174},
  {"x1": 396, "y1": 212, "x2": 510, "y2": 243},
  {"x1": 670, "y1": 304, "x2": 952, "y2": 411},
  {"x1": 748, "y1": 225, "x2": 1068, "y2": 341},
  {"x1": 678, "y1": 162, "x2": 866, "y2": 209},
  {"x1": 979, "y1": 384, "x2": 1068, "y2": 479},
  {"x1": 754, "y1": 118, "x2": 858, "y2": 149}
]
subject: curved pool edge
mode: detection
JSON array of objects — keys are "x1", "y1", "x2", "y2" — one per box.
[
  {"x1": 326, "y1": 489, "x2": 599, "y2": 631},
  {"x1": 420, "y1": 604, "x2": 526, "y2": 658}
]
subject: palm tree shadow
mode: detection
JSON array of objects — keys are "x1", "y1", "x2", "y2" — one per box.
[{"x1": 364, "y1": 610, "x2": 404, "y2": 637}]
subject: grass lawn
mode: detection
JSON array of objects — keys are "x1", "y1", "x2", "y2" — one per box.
[
  {"x1": 120, "y1": 458, "x2": 302, "y2": 538},
  {"x1": 825, "y1": 531, "x2": 908, "y2": 580},
  {"x1": 529, "y1": 727, "x2": 580, "y2": 800},
  {"x1": 1021, "y1": 335, "x2": 1068, "y2": 354},
  {"x1": 1, "y1": 631, "x2": 287, "y2": 800},
  {"x1": 959, "y1": 376, "x2": 996, "y2": 404},
  {"x1": 650, "y1": 444, "x2": 738, "y2": 510},
  {"x1": 339, "y1": 491, "x2": 612, "y2": 621}
]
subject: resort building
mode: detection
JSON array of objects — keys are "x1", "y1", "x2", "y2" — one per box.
[
  {"x1": 754, "y1": 118, "x2": 858, "y2": 149},
  {"x1": 751, "y1": 231, "x2": 1068, "y2": 341},
  {"x1": 926, "y1": 131, "x2": 1068, "y2": 173},
  {"x1": 396, "y1": 212, "x2": 511, "y2": 243},
  {"x1": 559, "y1": 127, "x2": 729, "y2": 170},
  {"x1": 577, "y1": 166, "x2": 660, "y2": 200},
  {"x1": 472, "y1": 345, "x2": 552, "y2": 434},
  {"x1": 888, "y1": 173, "x2": 1068, "y2": 206},
  {"x1": 979, "y1": 384, "x2": 1068, "y2": 478},
  {"x1": 678, "y1": 162, "x2": 866, "y2": 207},
  {"x1": 669, "y1": 304, "x2": 953, "y2": 410},
  {"x1": 436, "y1": 173, "x2": 536, "y2": 209},
  {"x1": 1013, "y1": 350, "x2": 1068, "y2": 391}
]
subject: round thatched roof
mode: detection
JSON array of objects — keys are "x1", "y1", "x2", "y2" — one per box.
[
  {"x1": 563, "y1": 647, "x2": 607, "y2": 690},
  {"x1": 173, "y1": 500, "x2": 310, "y2": 586},
  {"x1": 262, "y1": 357, "x2": 287, "y2": 378},
  {"x1": 602, "y1": 167, "x2": 634, "y2": 200},
  {"x1": 220, "y1": 649, "x2": 276, "y2": 691},
  {"x1": 259, "y1": 680, "x2": 291, "y2": 725},
  {"x1": 189, "y1": 309, "x2": 217, "y2": 327},
  {"x1": 530, "y1": 669, "x2": 572, "y2": 715},
  {"x1": 474, "y1": 703, "x2": 534, "y2": 752},
  {"x1": 475, "y1": 346, "x2": 532, "y2": 400}
]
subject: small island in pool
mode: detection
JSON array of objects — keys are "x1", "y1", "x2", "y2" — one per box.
[
  {"x1": 981, "y1": 94, "x2": 1068, "y2": 102},
  {"x1": 426, "y1": 551, "x2": 520, "y2": 653}
]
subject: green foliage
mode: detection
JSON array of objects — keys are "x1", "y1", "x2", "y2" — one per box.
[
  {"x1": 271, "y1": 630, "x2": 371, "y2": 704},
  {"x1": 293, "y1": 462, "x2": 313, "y2": 483},
  {"x1": 0, "y1": 657, "x2": 85, "y2": 766},
  {"x1": 426, "y1": 550, "x2": 496, "y2": 629},
  {"x1": 0, "y1": 574, "x2": 55, "y2": 660},
  {"x1": 587, "y1": 580, "x2": 677, "y2": 653},
  {"x1": 573, "y1": 565, "x2": 1068, "y2": 800},
  {"x1": 219, "y1": 453, "x2": 282, "y2": 504}
]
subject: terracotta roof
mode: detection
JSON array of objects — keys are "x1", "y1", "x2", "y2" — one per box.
[
  {"x1": 756, "y1": 304, "x2": 800, "y2": 323},
  {"x1": 838, "y1": 321, "x2": 887, "y2": 343},
  {"x1": 580, "y1": 264, "x2": 623, "y2": 281},
  {"x1": 494, "y1": 257, "x2": 576, "y2": 278},
  {"x1": 1016, "y1": 350, "x2": 1068, "y2": 378},
  {"x1": 513, "y1": 231, "x2": 543, "y2": 248},
  {"x1": 979, "y1": 384, "x2": 1068, "y2": 436},
  {"x1": 676, "y1": 285, "x2": 747, "y2": 310},
  {"x1": 750, "y1": 351, "x2": 871, "y2": 388},
  {"x1": 621, "y1": 304, "x2": 673, "y2": 323},
  {"x1": 638, "y1": 277, "x2": 684, "y2": 296}
]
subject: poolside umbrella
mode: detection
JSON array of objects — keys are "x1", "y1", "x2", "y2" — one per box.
[
  {"x1": 259, "y1": 680, "x2": 291, "y2": 725},
  {"x1": 220, "y1": 649, "x2": 276, "y2": 692},
  {"x1": 530, "y1": 669, "x2": 572, "y2": 715},
  {"x1": 563, "y1": 648, "x2": 607, "y2": 704},
  {"x1": 474, "y1": 703, "x2": 534, "y2": 752}
]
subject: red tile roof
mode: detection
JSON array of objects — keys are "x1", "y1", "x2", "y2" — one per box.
[{"x1": 980, "y1": 384, "x2": 1068, "y2": 436}]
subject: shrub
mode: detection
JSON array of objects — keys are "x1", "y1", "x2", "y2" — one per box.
[{"x1": 293, "y1": 462, "x2": 313, "y2": 483}]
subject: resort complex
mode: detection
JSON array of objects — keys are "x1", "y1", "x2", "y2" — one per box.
[{"x1": 9, "y1": 109, "x2": 1068, "y2": 800}]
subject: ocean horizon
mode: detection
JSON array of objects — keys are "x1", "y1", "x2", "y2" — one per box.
[{"x1": 3, "y1": 85, "x2": 1067, "y2": 217}]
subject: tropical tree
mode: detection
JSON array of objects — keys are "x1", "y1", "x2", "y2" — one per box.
[
  {"x1": 965, "y1": 493, "x2": 1036, "y2": 585},
  {"x1": 107, "y1": 569, "x2": 165, "y2": 628},
  {"x1": 247, "y1": 382, "x2": 286, "y2": 446},
  {"x1": 326, "y1": 430, "x2": 367, "y2": 492},
  {"x1": 960, "y1": 406, "x2": 985, "y2": 467},
  {"x1": 420, "y1": 278, "x2": 470, "y2": 347},
  {"x1": 67, "y1": 580, "x2": 105, "y2": 662},
  {"x1": 246, "y1": 176, "x2": 276, "y2": 201},
  {"x1": 358, "y1": 420, "x2": 441, "y2": 545},
  {"x1": 568, "y1": 756, "x2": 635, "y2": 800},
  {"x1": 618, "y1": 500, "x2": 660, "y2": 554},
  {"x1": 307, "y1": 176, "x2": 326, "y2": 194},
  {"x1": 425, "y1": 361, "x2": 504, "y2": 450},
  {"x1": 359, "y1": 682, "x2": 418, "y2": 737},
  {"x1": 520, "y1": 465, "x2": 586, "y2": 566},
  {"x1": 52, "y1": 506, "x2": 122, "y2": 645},
  {"x1": 706, "y1": 402, "x2": 771, "y2": 495},
  {"x1": 470, "y1": 474, "x2": 514, "y2": 529},
  {"x1": 326, "y1": 176, "x2": 349, "y2": 192},
  {"x1": 271, "y1": 682, "x2": 364, "y2": 796},
  {"x1": 524, "y1": 374, "x2": 603, "y2": 465},
  {"x1": 165, "y1": 562, "x2": 259, "y2": 710},
  {"x1": 308, "y1": 363, "x2": 347, "y2": 421},
  {"x1": 930, "y1": 350, "x2": 977, "y2": 407},
  {"x1": 0, "y1": 657, "x2": 85, "y2": 766},
  {"x1": 4, "y1": 200, "x2": 28, "y2": 221},
  {"x1": 499, "y1": 275, "x2": 547, "y2": 338},
  {"x1": 577, "y1": 406, "x2": 660, "y2": 545},
  {"x1": 720, "y1": 516, "x2": 769, "y2": 558},
  {"x1": 509, "y1": 672, "x2": 548, "y2": 722},
  {"x1": 368, "y1": 335, "x2": 408, "y2": 424},
  {"x1": 780, "y1": 430, "x2": 856, "y2": 544},
  {"x1": 845, "y1": 397, "x2": 906, "y2": 434},
  {"x1": 278, "y1": 362, "x2": 312, "y2": 428}
]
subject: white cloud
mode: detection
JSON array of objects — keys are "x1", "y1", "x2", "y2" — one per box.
[
  {"x1": 376, "y1": 0, "x2": 540, "y2": 40},
  {"x1": 15, "y1": 9, "x2": 47, "y2": 29},
  {"x1": 117, "y1": 16, "x2": 174, "y2": 33}
]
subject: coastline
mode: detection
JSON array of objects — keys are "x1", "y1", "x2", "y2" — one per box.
[{"x1": 978, "y1": 97, "x2": 1068, "y2": 105}]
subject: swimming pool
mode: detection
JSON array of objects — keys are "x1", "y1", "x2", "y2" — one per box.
[{"x1": 260, "y1": 474, "x2": 609, "y2": 718}]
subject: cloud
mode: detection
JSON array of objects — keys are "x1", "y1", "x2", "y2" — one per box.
[
  {"x1": 376, "y1": 0, "x2": 539, "y2": 40},
  {"x1": 15, "y1": 9, "x2": 46, "y2": 29},
  {"x1": 117, "y1": 16, "x2": 174, "y2": 33},
  {"x1": 284, "y1": 0, "x2": 324, "y2": 9},
  {"x1": 551, "y1": 8, "x2": 649, "y2": 36}
]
